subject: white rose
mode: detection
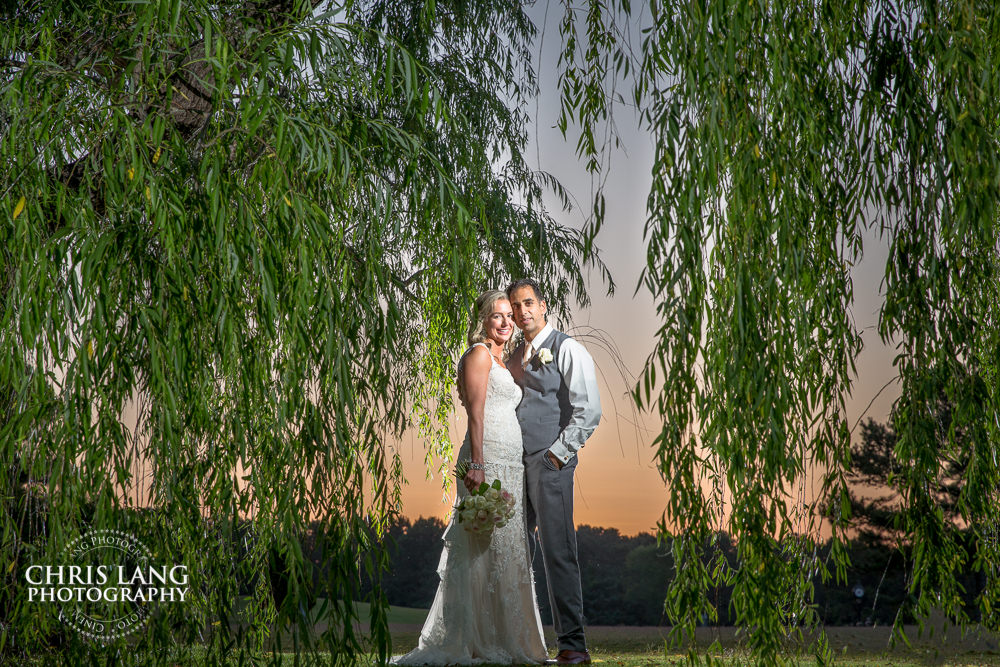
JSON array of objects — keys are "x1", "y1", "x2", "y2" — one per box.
[{"x1": 538, "y1": 348, "x2": 553, "y2": 364}]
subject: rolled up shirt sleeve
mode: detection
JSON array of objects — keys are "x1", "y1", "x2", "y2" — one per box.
[{"x1": 548, "y1": 337, "x2": 602, "y2": 464}]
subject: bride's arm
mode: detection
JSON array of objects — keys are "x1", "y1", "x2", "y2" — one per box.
[{"x1": 459, "y1": 346, "x2": 491, "y2": 492}]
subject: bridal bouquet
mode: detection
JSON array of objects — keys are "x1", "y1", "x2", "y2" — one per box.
[{"x1": 453, "y1": 468, "x2": 516, "y2": 535}]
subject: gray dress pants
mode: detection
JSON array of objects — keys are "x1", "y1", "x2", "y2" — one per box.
[{"x1": 523, "y1": 448, "x2": 586, "y2": 652}]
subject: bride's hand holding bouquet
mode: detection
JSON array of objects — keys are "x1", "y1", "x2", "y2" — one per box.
[{"x1": 454, "y1": 461, "x2": 516, "y2": 536}]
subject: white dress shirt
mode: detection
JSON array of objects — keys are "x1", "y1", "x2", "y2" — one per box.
[{"x1": 527, "y1": 323, "x2": 602, "y2": 464}]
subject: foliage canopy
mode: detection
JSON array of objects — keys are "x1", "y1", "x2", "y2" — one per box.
[
  {"x1": 1, "y1": 0, "x2": 607, "y2": 663},
  {"x1": 616, "y1": 0, "x2": 1000, "y2": 661}
]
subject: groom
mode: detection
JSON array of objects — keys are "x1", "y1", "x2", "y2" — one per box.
[{"x1": 506, "y1": 279, "x2": 601, "y2": 666}]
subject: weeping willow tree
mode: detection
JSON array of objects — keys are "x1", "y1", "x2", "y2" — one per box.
[
  {"x1": 599, "y1": 0, "x2": 999, "y2": 663},
  {"x1": 0, "y1": 0, "x2": 610, "y2": 664},
  {"x1": 5, "y1": 0, "x2": 999, "y2": 664}
]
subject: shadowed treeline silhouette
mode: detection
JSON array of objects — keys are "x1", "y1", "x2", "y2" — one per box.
[{"x1": 347, "y1": 517, "x2": 988, "y2": 627}]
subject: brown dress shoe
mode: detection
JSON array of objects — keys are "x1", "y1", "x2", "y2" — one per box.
[{"x1": 555, "y1": 649, "x2": 591, "y2": 664}]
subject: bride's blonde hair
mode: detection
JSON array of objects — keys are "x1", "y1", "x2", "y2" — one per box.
[{"x1": 467, "y1": 290, "x2": 515, "y2": 360}]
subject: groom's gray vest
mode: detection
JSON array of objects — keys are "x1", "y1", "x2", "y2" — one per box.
[{"x1": 509, "y1": 330, "x2": 573, "y2": 455}]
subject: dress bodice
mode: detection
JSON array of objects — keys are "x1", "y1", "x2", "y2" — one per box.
[{"x1": 461, "y1": 343, "x2": 523, "y2": 462}]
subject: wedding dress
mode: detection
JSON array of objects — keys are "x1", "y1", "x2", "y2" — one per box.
[{"x1": 392, "y1": 343, "x2": 548, "y2": 665}]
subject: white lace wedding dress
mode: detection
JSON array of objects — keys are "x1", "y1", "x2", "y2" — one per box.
[{"x1": 392, "y1": 344, "x2": 548, "y2": 665}]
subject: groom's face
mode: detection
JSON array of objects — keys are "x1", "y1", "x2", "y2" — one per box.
[{"x1": 508, "y1": 286, "x2": 547, "y2": 339}]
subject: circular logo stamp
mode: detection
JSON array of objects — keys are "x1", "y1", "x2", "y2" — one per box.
[{"x1": 25, "y1": 528, "x2": 190, "y2": 642}]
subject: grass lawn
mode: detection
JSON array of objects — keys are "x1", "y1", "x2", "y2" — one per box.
[
  {"x1": 16, "y1": 600, "x2": 998, "y2": 664},
  {"x1": 146, "y1": 602, "x2": 1000, "y2": 665},
  {"x1": 258, "y1": 657, "x2": 999, "y2": 666},
  {"x1": 353, "y1": 601, "x2": 429, "y2": 625},
  {"x1": 384, "y1": 629, "x2": 1000, "y2": 666},
  {"x1": 356, "y1": 604, "x2": 1000, "y2": 666}
]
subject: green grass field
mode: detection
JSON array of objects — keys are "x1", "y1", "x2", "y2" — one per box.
[
  {"x1": 143, "y1": 601, "x2": 1000, "y2": 665},
  {"x1": 353, "y1": 600, "x2": 429, "y2": 625},
  {"x1": 348, "y1": 603, "x2": 1000, "y2": 666},
  {"x1": 382, "y1": 633, "x2": 1000, "y2": 666},
  {"x1": 258, "y1": 655, "x2": 1000, "y2": 666}
]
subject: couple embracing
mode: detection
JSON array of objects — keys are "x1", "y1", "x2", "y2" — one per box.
[{"x1": 394, "y1": 279, "x2": 601, "y2": 666}]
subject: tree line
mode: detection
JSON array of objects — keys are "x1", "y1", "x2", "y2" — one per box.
[{"x1": 357, "y1": 517, "x2": 987, "y2": 628}]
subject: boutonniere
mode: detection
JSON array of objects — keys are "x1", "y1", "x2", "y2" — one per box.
[{"x1": 537, "y1": 348, "x2": 553, "y2": 365}]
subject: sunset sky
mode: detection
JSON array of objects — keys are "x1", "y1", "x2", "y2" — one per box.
[{"x1": 392, "y1": 8, "x2": 903, "y2": 536}]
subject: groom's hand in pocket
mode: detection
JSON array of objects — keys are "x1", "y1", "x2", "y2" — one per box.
[{"x1": 546, "y1": 451, "x2": 564, "y2": 470}]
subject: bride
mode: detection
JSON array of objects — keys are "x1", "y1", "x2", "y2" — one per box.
[{"x1": 392, "y1": 290, "x2": 548, "y2": 665}]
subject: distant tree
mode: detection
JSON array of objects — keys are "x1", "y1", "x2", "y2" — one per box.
[
  {"x1": 818, "y1": 408, "x2": 985, "y2": 627},
  {"x1": 622, "y1": 541, "x2": 673, "y2": 625},
  {"x1": 379, "y1": 517, "x2": 447, "y2": 609},
  {"x1": 575, "y1": 526, "x2": 675, "y2": 626},
  {"x1": 536, "y1": 524, "x2": 673, "y2": 626},
  {"x1": 574, "y1": 526, "x2": 637, "y2": 624},
  {"x1": 836, "y1": 419, "x2": 904, "y2": 546},
  {"x1": 831, "y1": 414, "x2": 968, "y2": 547},
  {"x1": 816, "y1": 541, "x2": 909, "y2": 626}
]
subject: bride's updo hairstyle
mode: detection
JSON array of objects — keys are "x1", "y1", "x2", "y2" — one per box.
[{"x1": 467, "y1": 290, "x2": 515, "y2": 360}]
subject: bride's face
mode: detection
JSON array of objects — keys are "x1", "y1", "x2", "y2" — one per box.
[{"x1": 484, "y1": 299, "x2": 515, "y2": 345}]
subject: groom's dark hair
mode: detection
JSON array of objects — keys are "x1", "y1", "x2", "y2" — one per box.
[{"x1": 506, "y1": 278, "x2": 545, "y2": 303}]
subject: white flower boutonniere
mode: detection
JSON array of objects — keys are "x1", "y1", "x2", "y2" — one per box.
[{"x1": 537, "y1": 348, "x2": 553, "y2": 365}]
